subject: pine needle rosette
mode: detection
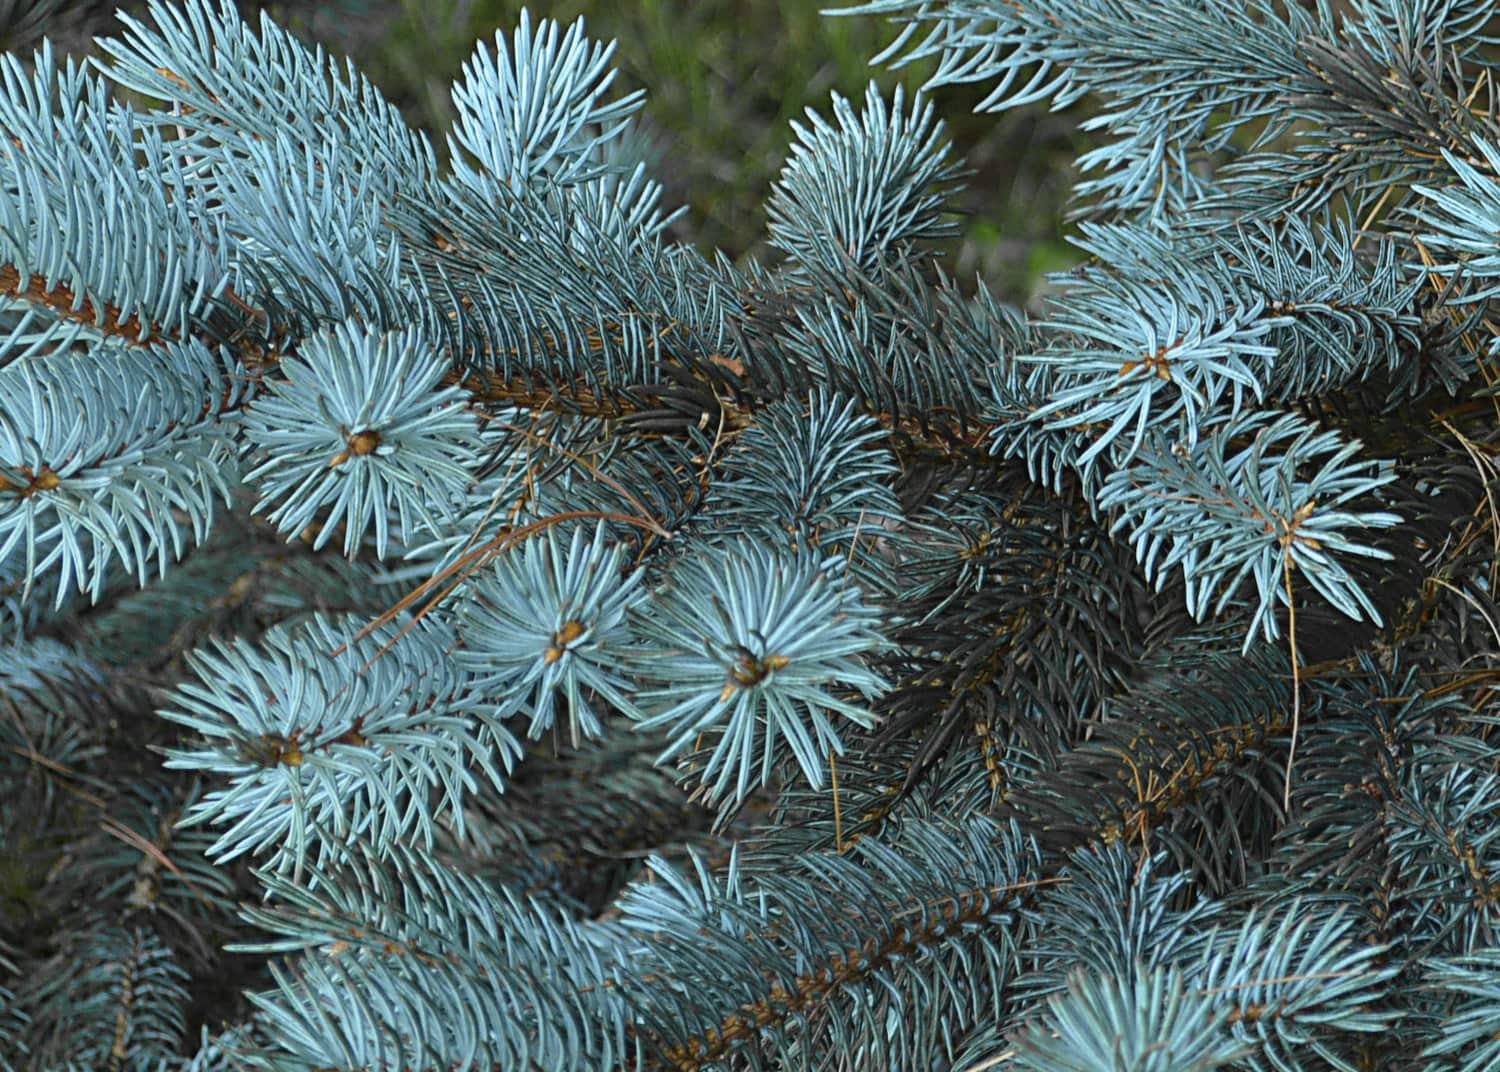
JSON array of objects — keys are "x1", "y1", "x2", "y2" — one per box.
[
  {"x1": 630, "y1": 539, "x2": 892, "y2": 807},
  {"x1": 454, "y1": 522, "x2": 647, "y2": 746},
  {"x1": 240, "y1": 319, "x2": 483, "y2": 557}
]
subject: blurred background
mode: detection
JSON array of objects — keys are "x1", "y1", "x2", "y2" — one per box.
[{"x1": 3, "y1": 0, "x2": 1084, "y2": 304}]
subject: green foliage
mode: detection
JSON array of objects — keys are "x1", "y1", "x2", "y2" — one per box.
[{"x1": 4, "y1": 0, "x2": 1500, "y2": 1069}]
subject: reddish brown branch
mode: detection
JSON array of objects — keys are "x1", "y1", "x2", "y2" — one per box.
[{"x1": 0, "y1": 264, "x2": 157, "y2": 343}]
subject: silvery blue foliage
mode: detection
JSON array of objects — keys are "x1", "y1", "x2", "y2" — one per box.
[
  {"x1": 701, "y1": 388, "x2": 904, "y2": 588},
  {"x1": 6, "y1": 0, "x2": 1500, "y2": 1067},
  {"x1": 0, "y1": 337, "x2": 238, "y2": 604},
  {"x1": 632, "y1": 540, "x2": 892, "y2": 805},
  {"x1": 1012, "y1": 966, "x2": 1250, "y2": 1072},
  {"x1": 1023, "y1": 280, "x2": 1282, "y2": 467},
  {"x1": 160, "y1": 613, "x2": 519, "y2": 872},
  {"x1": 240, "y1": 319, "x2": 484, "y2": 557},
  {"x1": 447, "y1": 8, "x2": 644, "y2": 194},
  {"x1": 236, "y1": 841, "x2": 636, "y2": 1072},
  {"x1": 1097, "y1": 411, "x2": 1402, "y2": 645},
  {"x1": 454, "y1": 521, "x2": 647, "y2": 744},
  {"x1": 767, "y1": 83, "x2": 962, "y2": 280},
  {"x1": 1413, "y1": 137, "x2": 1500, "y2": 303},
  {"x1": 1421, "y1": 951, "x2": 1500, "y2": 1072},
  {"x1": 0, "y1": 42, "x2": 229, "y2": 342}
]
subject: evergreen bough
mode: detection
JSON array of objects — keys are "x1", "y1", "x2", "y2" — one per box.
[{"x1": 2, "y1": 0, "x2": 1499, "y2": 1068}]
